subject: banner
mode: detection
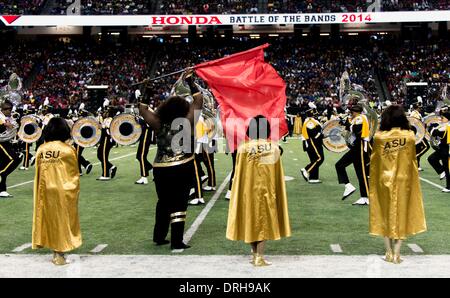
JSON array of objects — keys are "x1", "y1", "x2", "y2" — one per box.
[{"x1": 1, "y1": 11, "x2": 450, "y2": 26}]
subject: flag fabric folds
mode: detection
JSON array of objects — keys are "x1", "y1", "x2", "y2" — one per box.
[{"x1": 194, "y1": 44, "x2": 288, "y2": 151}]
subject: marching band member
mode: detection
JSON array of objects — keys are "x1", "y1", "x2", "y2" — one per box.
[
  {"x1": 35, "y1": 105, "x2": 54, "y2": 151},
  {"x1": 410, "y1": 103, "x2": 430, "y2": 171},
  {"x1": 135, "y1": 116, "x2": 153, "y2": 185},
  {"x1": 19, "y1": 106, "x2": 36, "y2": 170},
  {"x1": 72, "y1": 109, "x2": 93, "y2": 176},
  {"x1": 300, "y1": 103, "x2": 324, "y2": 184},
  {"x1": 96, "y1": 105, "x2": 117, "y2": 181},
  {"x1": 32, "y1": 117, "x2": 81, "y2": 265},
  {"x1": 335, "y1": 104, "x2": 371, "y2": 205},
  {"x1": 139, "y1": 72, "x2": 203, "y2": 250},
  {"x1": 428, "y1": 106, "x2": 450, "y2": 192},
  {"x1": 227, "y1": 115, "x2": 291, "y2": 266},
  {"x1": 0, "y1": 101, "x2": 21, "y2": 198},
  {"x1": 370, "y1": 105, "x2": 426, "y2": 264}
]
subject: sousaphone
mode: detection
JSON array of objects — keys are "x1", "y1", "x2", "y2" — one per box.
[
  {"x1": 110, "y1": 113, "x2": 142, "y2": 146},
  {"x1": 72, "y1": 116, "x2": 102, "y2": 147},
  {"x1": 407, "y1": 116, "x2": 426, "y2": 145},
  {"x1": 18, "y1": 115, "x2": 42, "y2": 144}
]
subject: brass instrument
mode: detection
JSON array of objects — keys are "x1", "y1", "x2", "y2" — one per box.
[
  {"x1": 18, "y1": 115, "x2": 42, "y2": 143},
  {"x1": 71, "y1": 116, "x2": 102, "y2": 148},
  {"x1": 407, "y1": 116, "x2": 426, "y2": 145},
  {"x1": 423, "y1": 114, "x2": 448, "y2": 151},
  {"x1": 109, "y1": 113, "x2": 142, "y2": 146}
]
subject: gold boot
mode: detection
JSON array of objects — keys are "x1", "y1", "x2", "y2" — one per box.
[
  {"x1": 254, "y1": 254, "x2": 272, "y2": 267},
  {"x1": 383, "y1": 250, "x2": 394, "y2": 263},
  {"x1": 392, "y1": 253, "x2": 403, "y2": 264},
  {"x1": 52, "y1": 252, "x2": 67, "y2": 266}
]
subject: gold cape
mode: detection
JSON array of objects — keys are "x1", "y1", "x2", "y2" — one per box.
[
  {"x1": 226, "y1": 140, "x2": 291, "y2": 243},
  {"x1": 32, "y1": 141, "x2": 82, "y2": 252},
  {"x1": 369, "y1": 128, "x2": 427, "y2": 240},
  {"x1": 293, "y1": 116, "x2": 302, "y2": 135}
]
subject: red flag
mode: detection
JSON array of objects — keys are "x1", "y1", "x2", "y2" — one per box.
[{"x1": 194, "y1": 44, "x2": 288, "y2": 151}]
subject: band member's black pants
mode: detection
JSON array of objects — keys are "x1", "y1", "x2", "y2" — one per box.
[
  {"x1": 97, "y1": 131, "x2": 115, "y2": 177},
  {"x1": 75, "y1": 144, "x2": 90, "y2": 172},
  {"x1": 335, "y1": 141, "x2": 370, "y2": 197},
  {"x1": 428, "y1": 149, "x2": 450, "y2": 188},
  {"x1": 0, "y1": 142, "x2": 21, "y2": 192},
  {"x1": 193, "y1": 153, "x2": 205, "y2": 199},
  {"x1": 305, "y1": 139, "x2": 324, "y2": 180},
  {"x1": 153, "y1": 160, "x2": 194, "y2": 248},
  {"x1": 136, "y1": 128, "x2": 153, "y2": 177},
  {"x1": 416, "y1": 139, "x2": 430, "y2": 167},
  {"x1": 22, "y1": 142, "x2": 34, "y2": 168},
  {"x1": 228, "y1": 151, "x2": 238, "y2": 191}
]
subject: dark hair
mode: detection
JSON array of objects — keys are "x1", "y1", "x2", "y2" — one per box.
[
  {"x1": 379, "y1": 105, "x2": 411, "y2": 131},
  {"x1": 246, "y1": 115, "x2": 271, "y2": 140},
  {"x1": 43, "y1": 117, "x2": 71, "y2": 142},
  {"x1": 157, "y1": 96, "x2": 190, "y2": 124},
  {"x1": 1, "y1": 100, "x2": 13, "y2": 110}
]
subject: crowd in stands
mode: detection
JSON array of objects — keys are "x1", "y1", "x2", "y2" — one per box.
[
  {"x1": 3, "y1": 0, "x2": 448, "y2": 15},
  {"x1": 267, "y1": 0, "x2": 450, "y2": 13},
  {"x1": 0, "y1": 0, "x2": 45, "y2": 15},
  {"x1": 1, "y1": 36, "x2": 448, "y2": 113}
]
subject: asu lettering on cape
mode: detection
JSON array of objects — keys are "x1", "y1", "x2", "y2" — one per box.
[
  {"x1": 38, "y1": 151, "x2": 62, "y2": 164},
  {"x1": 383, "y1": 138, "x2": 406, "y2": 155}
]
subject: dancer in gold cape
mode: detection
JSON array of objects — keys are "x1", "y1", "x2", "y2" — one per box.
[
  {"x1": 32, "y1": 117, "x2": 81, "y2": 265},
  {"x1": 227, "y1": 116, "x2": 291, "y2": 267},
  {"x1": 369, "y1": 105, "x2": 426, "y2": 264}
]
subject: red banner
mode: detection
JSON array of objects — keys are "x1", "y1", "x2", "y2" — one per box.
[{"x1": 195, "y1": 44, "x2": 288, "y2": 151}]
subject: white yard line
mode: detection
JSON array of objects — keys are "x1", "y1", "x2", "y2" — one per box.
[
  {"x1": 420, "y1": 177, "x2": 445, "y2": 191},
  {"x1": 408, "y1": 244, "x2": 424, "y2": 254},
  {"x1": 330, "y1": 244, "x2": 343, "y2": 253},
  {"x1": 90, "y1": 244, "x2": 109, "y2": 254},
  {"x1": 12, "y1": 243, "x2": 32, "y2": 253},
  {"x1": 180, "y1": 173, "x2": 232, "y2": 252},
  {"x1": 9, "y1": 150, "x2": 146, "y2": 190}
]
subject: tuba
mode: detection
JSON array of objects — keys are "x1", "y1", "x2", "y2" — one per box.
[
  {"x1": 109, "y1": 113, "x2": 142, "y2": 146},
  {"x1": 71, "y1": 116, "x2": 102, "y2": 147},
  {"x1": 170, "y1": 72, "x2": 220, "y2": 139},
  {"x1": 18, "y1": 115, "x2": 42, "y2": 143},
  {"x1": 407, "y1": 116, "x2": 426, "y2": 145},
  {"x1": 323, "y1": 74, "x2": 378, "y2": 153},
  {"x1": 424, "y1": 114, "x2": 448, "y2": 151}
]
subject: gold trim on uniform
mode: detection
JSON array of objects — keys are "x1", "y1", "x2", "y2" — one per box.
[
  {"x1": 153, "y1": 155, "x2": 194, "y2": 168},
  {"x1": 171, "y1": 211, "x2": 187, "y2": 218},
  {"x1": 171, "y1": 217, "x2": 186, "y2": 224}
]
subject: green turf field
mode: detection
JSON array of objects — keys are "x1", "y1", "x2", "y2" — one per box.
[{"x1": 1, "y1": 139, "x2": 450, "y2": 256}]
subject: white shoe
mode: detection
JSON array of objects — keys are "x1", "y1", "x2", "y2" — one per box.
[
  {"x1": 189, "y1": 198, "x2": 205, "y2": 205},
  {"x1": 442, "y1": 188, "x2": 450, "y2": 193},
  {"x1": 352, "y1": 197, "x2": 369, "y2": 206},
  {"x1": 203, "y1": 186, "x2": 216, "y2": 191},
  {"x1": 418, "y1": 167, "x2": 423, "y2": 172},
  {"x1": 19, "y1": 166, "x2": 26, "y2": 170},
  {"x1": 189, "y1": 188, "x2": 195, "y2": 196},
  {"x1": 135, "y1": 177, "x2": 148, "y2": 185},
  {"x1": 225, "y1": 190, "x2": 232, "y2": 200},
  {"x1": 201, "y1": 175, "x2": 208, "y2": 183},
  {"x1": 300, "y1": 168, "x2": 309, "y2": 182},
  {"x1": 309, "y1": 180, "x2": 322, "y2": 184},
  {"x1": 0, "y1": 191, "x2": 13, "y2": 198},
  {"x1": 342, "y1": 184, "x2": 356, "y2": 200},
  {"x1": 440, "y1": 172, "x2": 446, "y2": 180},
  {"x1": 96, "y1": 176, "x2": 111, "y2": 181}
]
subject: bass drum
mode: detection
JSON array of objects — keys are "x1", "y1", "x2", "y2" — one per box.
[{"x1": 322, "y1": 119, "x2": 349, "y2": 153}]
